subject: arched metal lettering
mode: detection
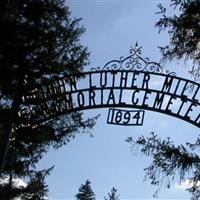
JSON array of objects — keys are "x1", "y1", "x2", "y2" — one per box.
[
  {"x1": 21, "y1": 71, "x2": 200, "y2": 128},
  {"x1": 19, "y1": 45, "x2": 200, "y2": 129}
]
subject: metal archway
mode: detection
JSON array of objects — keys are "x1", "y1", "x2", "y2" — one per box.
[{"x1": 19, "y1": 45, "x2": 200, "y2": 129}]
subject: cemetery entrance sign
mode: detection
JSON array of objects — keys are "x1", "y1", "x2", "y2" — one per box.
[{"x1": 20, "y1": 46, "x2": 200, "y2": 128}]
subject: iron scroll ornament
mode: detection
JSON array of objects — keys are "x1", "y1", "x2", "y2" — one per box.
[
  {"x1": 18, "y1": 45, "x2": 200, "y2": 129},
  {"x1": 90, "y1": 43, "x2": 176, "y2": 76}
]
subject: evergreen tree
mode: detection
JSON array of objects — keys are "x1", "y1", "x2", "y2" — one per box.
[
  {"x1": 127, "y1": 133, "x2": 200, "y2": 199},
  {"x1": 75, "y1": 180, "x2": 95, "y2": 200},
  {"x1": 156, "y1": 0, "x2": 200, "y2": 80},
  {"x1": 104, "y1": 187, "x2": 120, "y2": 200},
  {"x1": 0, "y1": 0, "x2": 97, "y2": 199},
  {"x1": 127, "y1": 1, "x2": 200, "y2": 199}
]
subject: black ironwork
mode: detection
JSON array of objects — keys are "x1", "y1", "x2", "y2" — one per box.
[
  {"x1": 18, "y1": 45, "x2": 200, "y2": 129},
  {"x1": 19, "y1": 70, "x2": 200, "y2": 129},
  {"x1": 107, "y1": 108, "x2": 144, "y2": 126},
  {"x1": 90, "y1": 43, "x2": 176, "y2": 76}
]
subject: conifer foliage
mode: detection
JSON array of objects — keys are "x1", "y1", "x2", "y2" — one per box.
[
  {"x1": 156, "y1": 0, "x2": 200, "y2": 80},
  {"x1": 127, "y1": 133, "x2": 200, "y2": 199},
  {"x1": 75, "y1": 180, "x2": 96, "y2": 200},
  {"x1": 104, "y1": 187, "x2": 120, "y2": 200},
  {"x1": 0, "y1": 0, "x2": 96, "y2": 199},
  {"x1": 127, "y1": 1, "x2": 200, "y2": 199}
]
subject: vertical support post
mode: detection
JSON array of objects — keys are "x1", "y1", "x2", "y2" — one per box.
[{"x1": 0, "y1": 75, "x2": 25, "y2": 176}]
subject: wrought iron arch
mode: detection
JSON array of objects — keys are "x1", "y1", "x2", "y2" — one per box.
[{"x1": 19, "y1": 45, "x2": 200, "y2": 129}]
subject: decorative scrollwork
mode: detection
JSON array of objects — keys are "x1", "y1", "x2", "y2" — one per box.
[
  {"x1": 18, "y1": 105, "x2": 35, "y2": 120},
  {"x1": 90, "y1": 43, "x2": 176, "y2": 76}
]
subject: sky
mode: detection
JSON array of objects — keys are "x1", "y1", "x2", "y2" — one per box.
[{"x1": 37, "y1": 1, "x2": 200, "y2": 199}]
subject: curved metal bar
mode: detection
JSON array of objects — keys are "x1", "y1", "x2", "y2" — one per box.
[
  {"x1": 90, "y1": 44, "x2": 175, "y2": 76},
  {"x1": 19, "y1": 70, "x2": 200, "y2": 129},
  {"x1": 18, "y1": 44, "x2": 200, "y2": 129},
  {"x1": 34, "y1": 103, "x2": 200, "y2": 129}
]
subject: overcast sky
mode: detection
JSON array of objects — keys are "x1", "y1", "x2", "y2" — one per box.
[{"x1": 38, "y1": 1, "x2": 199, "y2": 199}]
